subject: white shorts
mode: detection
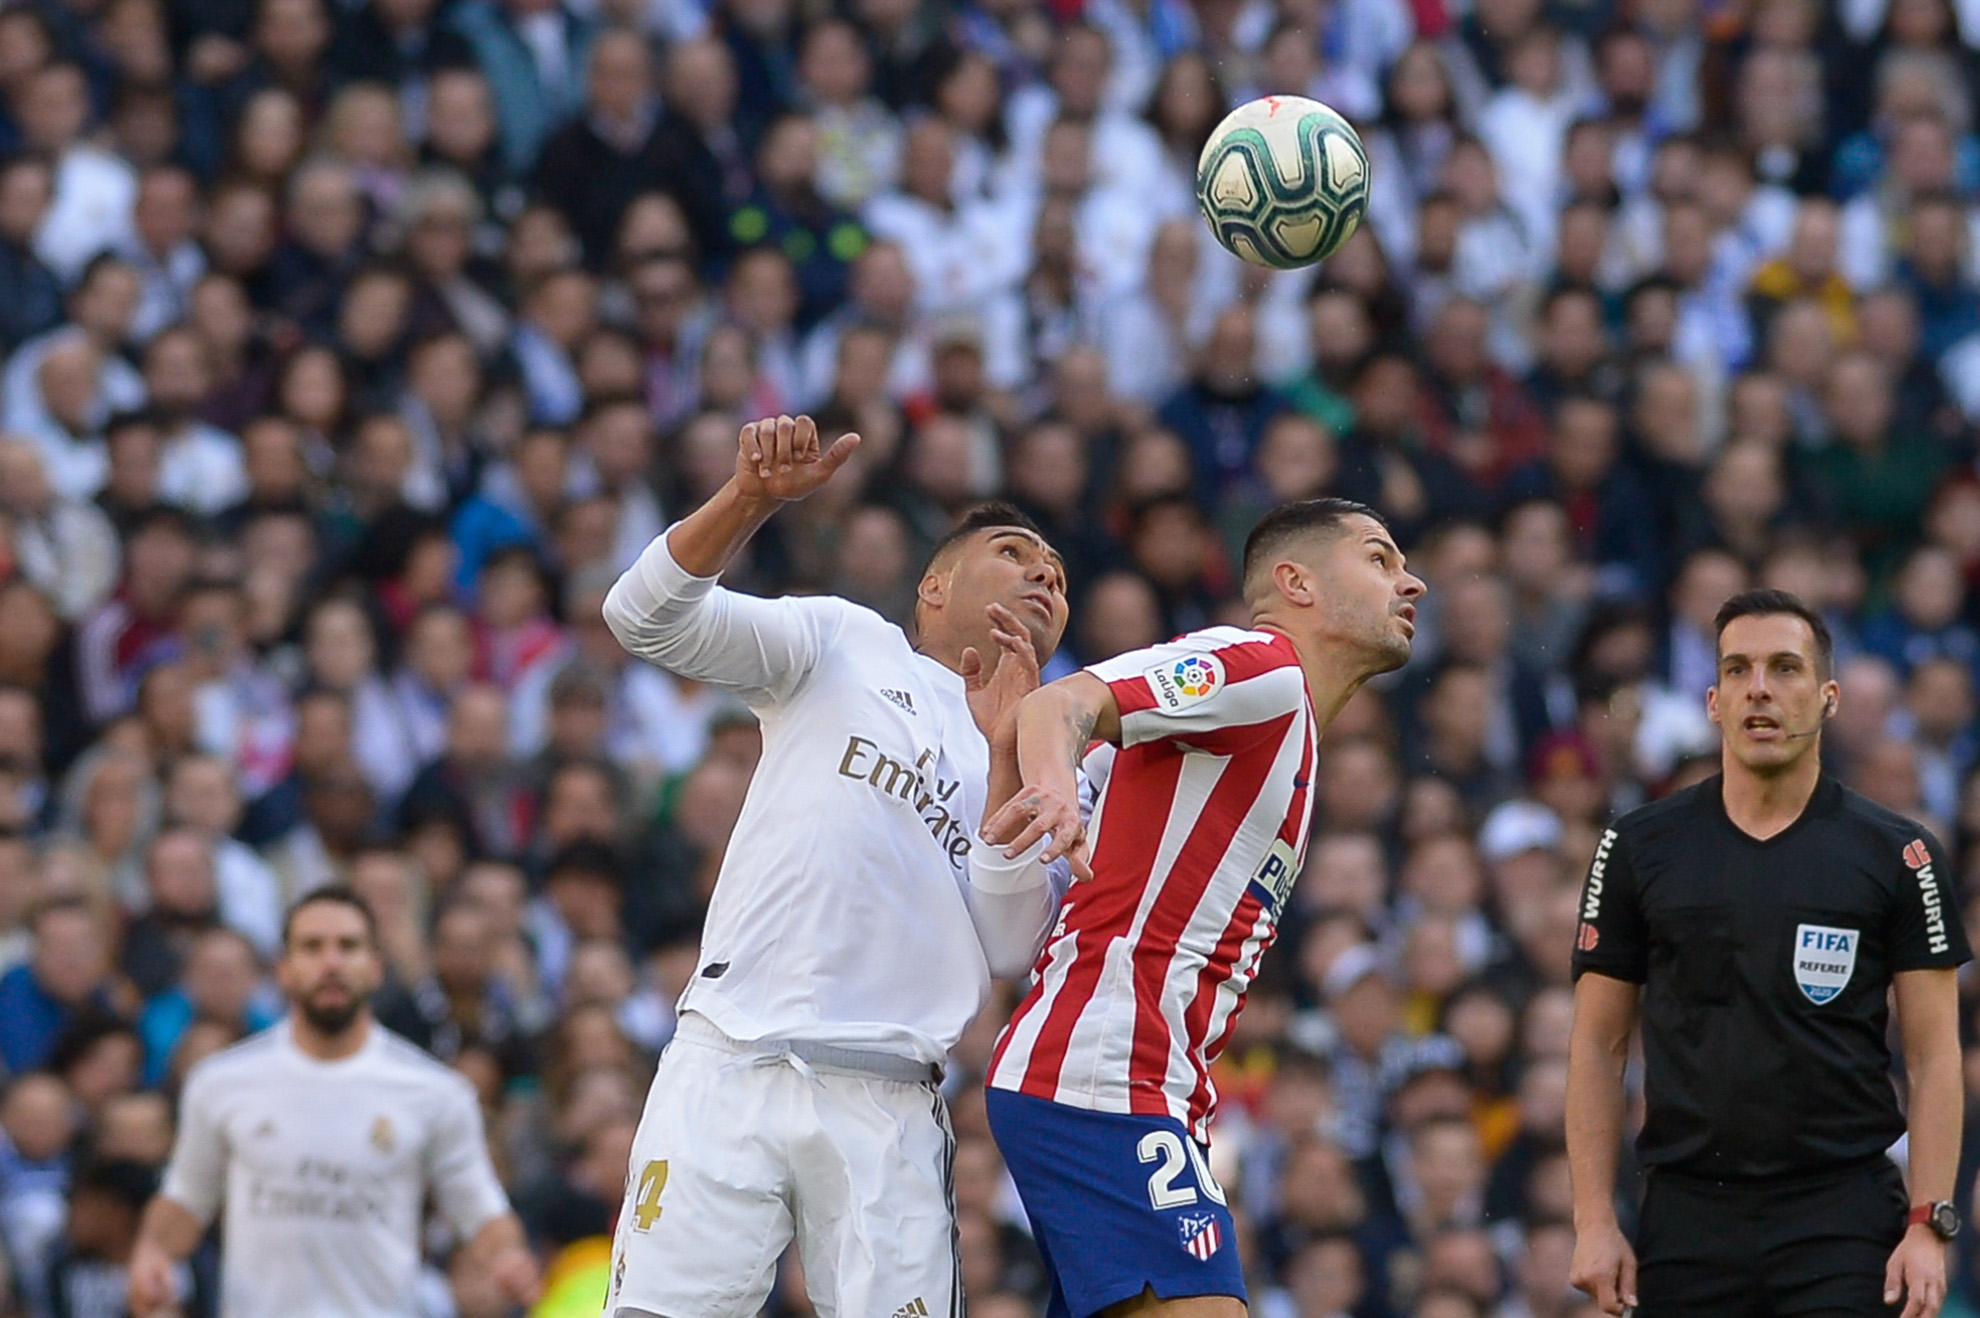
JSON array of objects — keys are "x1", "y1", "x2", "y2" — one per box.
[{"x1": 606, "y1": 1015, "x2": 961, "y2": 1318}]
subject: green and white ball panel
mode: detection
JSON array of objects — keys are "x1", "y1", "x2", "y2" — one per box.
[{"x1": 1195, "y1": 95, "x2": 1370, "y2": 270}]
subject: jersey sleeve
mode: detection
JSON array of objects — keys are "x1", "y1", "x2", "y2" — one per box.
[
  {"x1": 1885, "y1": 827, "x2": 1971, "y2": 971},
  {"x1": 964, "y1": 837, "x2": 1071, "y2": 979},
  {"x1": 602, "y1": 528, "x2": 847, "y2": 708},
  {"x1": 1571, "y1": 824, "x2": 1649, "y2": 984},
  {"x1": 962, "y1": 761, "x2": 1091, "y2": 979},
  {"x1": 157, "y1": 1064, "x2": 229, "y2": 1224},
  {"x1": 424, "y1": 1079, "x2": 512, "y2": 1243},
  {"x1": 1085, "y1": 633, "x2": 1303, "y2": 754}
]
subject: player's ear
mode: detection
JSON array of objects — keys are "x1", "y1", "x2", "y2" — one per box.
[
  {"x1": 1705, "y1": 684, "x2": 1721, "y2": 726},
  {"x1": 1272, "y1": 559, "x2": 1314, "y2": 606},
  {"x1": 916, "y1": 567, "x2": 948, "y2": 613}
]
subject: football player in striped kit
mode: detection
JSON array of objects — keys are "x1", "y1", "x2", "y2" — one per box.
[{"x1": 979, "y1": 498, "x2": 1425, "y2": 1318}]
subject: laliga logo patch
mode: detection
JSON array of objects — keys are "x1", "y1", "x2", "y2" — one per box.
[
  {"x1": 1793, "y1": 924, "x2": 1859, "y2": 1005},
  {"x1": 1146, "y1": 654, "x2": 1225, "y2": 712}
]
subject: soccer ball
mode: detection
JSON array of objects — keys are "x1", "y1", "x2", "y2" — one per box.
[{"x1": 1195, "y1": 95, "x2": 1370, "y2": 270}]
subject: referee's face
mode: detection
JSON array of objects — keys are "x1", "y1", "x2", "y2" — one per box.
[
  {"x1": 1708, "y1": 613, "x2": 1837, "y2": 771},
  {"x1": 278, "y1": 902, "x2": 383, "y2": 1035}
]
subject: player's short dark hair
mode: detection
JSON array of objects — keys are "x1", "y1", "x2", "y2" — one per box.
[
  {"x1": 282, "y1": 886, "x2": 379, "y2": 950},
  {"x1": 1241, "y1": 497, "x2": 1387, "y2": 588},
  {"x1": 920, "y1": 501, "x2": 1050, "y2": 573},
  {"x1": 1713, "y1": 587, "x2": 1834, "y2": 679}
]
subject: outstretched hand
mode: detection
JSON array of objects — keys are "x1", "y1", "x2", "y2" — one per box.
[
  {"x1": 962, "y1": 603, "x2": 1039, "y2": 745},
  {"x1": 735, "y1": 414, "x2": 861, "y2": 504}
]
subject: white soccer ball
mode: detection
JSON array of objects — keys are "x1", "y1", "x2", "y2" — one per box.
[{"x1": 1195, "y1": 94, "x2": 1370, "y2": 270}]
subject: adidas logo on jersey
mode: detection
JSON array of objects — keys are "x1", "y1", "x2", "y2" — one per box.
[
  {"x1": 890, "y1": 1299, "x2": 930, "y2": 1318},
  {"x1": 880, "y1": 688, "x2": 917, "y2": 714}
]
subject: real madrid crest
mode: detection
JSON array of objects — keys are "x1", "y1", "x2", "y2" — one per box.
[{"x1": 370, "y1": 1115, "x2": 395, "y2": 1154}]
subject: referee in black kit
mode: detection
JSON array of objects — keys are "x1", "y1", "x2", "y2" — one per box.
[{"x1": 1565, "y1": 590, "x2": 1970, "y2": 1318}]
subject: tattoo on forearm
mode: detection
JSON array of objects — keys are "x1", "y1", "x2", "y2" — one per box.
[{"x1": 1068, "y1": 708, "x2": 1096, "y2": 769}]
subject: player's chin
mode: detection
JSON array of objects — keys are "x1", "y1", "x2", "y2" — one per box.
[{"x1": 1370, "y1": 631, "x2": 1414, "y2": 671}]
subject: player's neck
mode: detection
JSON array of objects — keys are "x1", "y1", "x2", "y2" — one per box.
[
  {"x1": 911, "y1": 624, "x2": 967, "y2": 675},
  {"x1": 1270, "y1": 627, "x2": 1366, "y2": 728},
  {"x1": 291, "y1": 1012, "x2": 374, "y2": 1061},
  {"x1": 1720, "y1": 752, "x2": 1823, "y2": 840}
]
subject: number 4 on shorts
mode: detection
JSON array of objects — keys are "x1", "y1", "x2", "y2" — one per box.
[{"x1": 632, "y1": 1160, "x2": 669, "y2": 1231}]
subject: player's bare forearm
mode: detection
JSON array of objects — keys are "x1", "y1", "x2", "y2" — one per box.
[
  {"x1": 968, "y1": 603, "x2": 1041, "y2": 824},
  {"x1": 465, "y1": 1212, "x2": 542, "y2": 1304},
  {"x1": 129, "y1": 1195, "x2": 205, "y2": 1313},
  {"x1": 1029, "y1": 674, "x2": 1120, "y2": 768},
  {"x1": 1565, "y1": 974, "x2": 1639, "y2": 1231},
  {"x1": 1895, "y1": 968, "x2": 1962, "y2": 1205},
  {"x1": 134, "y1": 1196, "x2": 204, "y2": 1263},
  {"x1": 982, "y1": 674, "x2": 1116, "y2": 878},
  {"x1": 984, "y1": 726, "x2": 1023, "y2": 825},
  {"x1": 666, "y1": 479, "x2": 782, "y2": 579}
]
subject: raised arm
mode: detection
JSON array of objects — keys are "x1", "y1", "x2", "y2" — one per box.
[
  {"x1": 961, "y1": 608, "x2": 1075, "y2": 976},
  {"x1": 1566, "y1": 971, "x2": 1642, "y2": 1317},
  {"x1": 665, "y1": 415, "x2": 859, "y2": 577},
  {"x1": 980, "y1": 672, "x2": 1121, "y2": 882},
  {"x1": 603, "y1": 415, "x2": 861, "y2": 701}
]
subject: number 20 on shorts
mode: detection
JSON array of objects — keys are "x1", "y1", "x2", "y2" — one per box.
[
  {"x1": 632, "y1": 1160, "x2": 669, "y2": 1231},
  {"x1": 1136, "y1": 1131, "x2": 1227, "y2": 1210}
]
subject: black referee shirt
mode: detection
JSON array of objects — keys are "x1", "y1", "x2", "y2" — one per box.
[{"x1": 1571, "y1": 773, "x2": 1970, "y2": 1181}]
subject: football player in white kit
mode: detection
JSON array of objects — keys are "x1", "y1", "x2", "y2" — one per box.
[
  {"x1": 599, "y1": 414, "x2": 1073, "y2": 1318},
  {"x1": 126, "y1": 888, "x2": 541, "y2": 1318}
]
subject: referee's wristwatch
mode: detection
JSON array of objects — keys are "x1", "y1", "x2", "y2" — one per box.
[{"x1": 1908, "y1": 1201, "x2": 1961, "y2": 1241}]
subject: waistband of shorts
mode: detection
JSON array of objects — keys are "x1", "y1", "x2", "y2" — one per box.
[
  {"x1": 1647, "y1": 1151, "x2": 1895, "y2": 1194},
  {"x1": 673, "y1": 1013, "x2": 944, "y2": 1084}
]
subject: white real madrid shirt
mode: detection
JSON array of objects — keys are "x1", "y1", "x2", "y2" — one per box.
[
  {"x1": 158, "y1": 1020, "x2": 510, "y2": 1318},
  {"x1": 604, "y1": 531, "x2": 1069, "y2": 1065}
]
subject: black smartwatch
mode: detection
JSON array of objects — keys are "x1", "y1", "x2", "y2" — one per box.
[{"x1": 1908, "y1": 1201, "x2": 1961, "y2": 1241}]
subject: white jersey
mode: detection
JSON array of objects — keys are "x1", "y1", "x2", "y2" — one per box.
[
  {"x1": 604, "y1": 532, "x2": 1065, "y2": 1065},
  {"x1": 159, "y1": 1020, "x2": 510, "y2": 1318}
]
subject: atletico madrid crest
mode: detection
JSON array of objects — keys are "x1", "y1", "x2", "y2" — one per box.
[{"x1": 1178, "y1": 1212, "x2": 1223, "y2": 1260}]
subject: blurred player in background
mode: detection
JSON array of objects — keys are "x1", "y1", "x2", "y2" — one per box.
[
  {"x1": 126, "y1": 888, "x2": 540, "y2": 1318},
  {"x1": 600, "y1": 414, "x2": 1072, "y2": 1317},
  {"x1": 980, "y1": 497, "x2": 1425, "y2": 1318}
]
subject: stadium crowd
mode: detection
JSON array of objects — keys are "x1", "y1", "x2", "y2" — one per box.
[{"x1": 2, "y1": 0, "x2": 1980, "y2": 1312}]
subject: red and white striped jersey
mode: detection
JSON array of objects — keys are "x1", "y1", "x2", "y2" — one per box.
[{"x1": 987, "y1": 626, "x2": 1318, "y2": 1142}]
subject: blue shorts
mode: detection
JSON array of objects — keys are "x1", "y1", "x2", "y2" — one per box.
[{"x1": 985, "y1": 1087, "x2": 1246, "y2": 1318}]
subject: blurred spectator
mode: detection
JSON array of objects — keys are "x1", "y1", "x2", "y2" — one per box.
[
  {"x1": 0, "y1": 898, "x2": 118, "y2": 1072},
  {"x1": 0, "y1": 1071, "x2": 76, "y2": 1318}
]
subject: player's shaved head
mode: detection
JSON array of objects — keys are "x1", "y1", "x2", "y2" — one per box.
[{"x1": 1242, "y1": 496, "x2": 1387, "y2": 602}]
